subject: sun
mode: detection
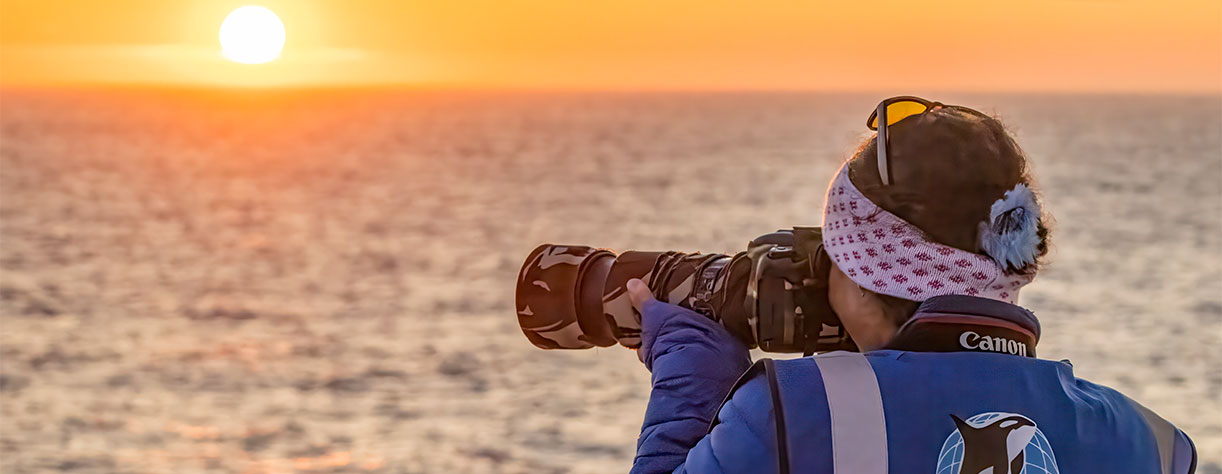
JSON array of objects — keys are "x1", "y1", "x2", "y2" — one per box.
[{"x1": 219, "y1": 6, "x2": 285, "y2": 64}]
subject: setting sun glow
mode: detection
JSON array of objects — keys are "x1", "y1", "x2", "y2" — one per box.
[
  {"x1": 218, "y1": 6, "x2": 285, "y2": 65},
  {"x1": 0, "y1": 1, "x2": 1217, "y2": 91}
]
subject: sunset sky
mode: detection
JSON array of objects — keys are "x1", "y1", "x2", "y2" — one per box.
[{"x1": 1, "y1": 0, "x2": 1219, "y2": 92}]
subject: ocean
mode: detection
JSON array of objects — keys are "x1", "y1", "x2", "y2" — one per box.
[{"x1": 1, "y1": 90, "x2": 1218, "y2": 473}]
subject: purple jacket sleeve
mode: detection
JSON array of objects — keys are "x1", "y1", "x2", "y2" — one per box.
[{"x1": 629, "y1": 299, "x2": 753, "y2": 474}]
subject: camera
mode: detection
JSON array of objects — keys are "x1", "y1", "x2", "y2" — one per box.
[{"x1": 514, "y1": 227, "x2": 856, "y2": 354}]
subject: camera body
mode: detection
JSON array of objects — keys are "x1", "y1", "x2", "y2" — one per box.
[{"x1": 515, "y1": 227, "x2": 856, "y2": 355}]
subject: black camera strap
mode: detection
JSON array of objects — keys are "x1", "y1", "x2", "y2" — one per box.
[
  {"x1": 884, "y1": 313, "x2": 1037, "y2": 357},
  {"x1": 763, "y1": 359, "x2": 791, "y2": 474},
  {"x1": 707, "y1": 358, "x2": 790, "y2": 474}
]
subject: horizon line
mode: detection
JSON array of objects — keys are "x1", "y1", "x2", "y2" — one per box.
[{"x1": 2, "y1": 81, "x2": 1219, "y2": 97}]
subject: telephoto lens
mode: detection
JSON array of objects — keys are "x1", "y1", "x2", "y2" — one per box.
[{"x1": 514, "y1": 227, "x2": 857, "y2": 354}]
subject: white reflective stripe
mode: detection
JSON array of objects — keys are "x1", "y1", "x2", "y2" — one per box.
[
  {"x1": 1131, "y1": 399, "x2": 1176, "y2": 474},
  {"x1": 815, "y1": 351, "x2": 888, "y2": 474}
]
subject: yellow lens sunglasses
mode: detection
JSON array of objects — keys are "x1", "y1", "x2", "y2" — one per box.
[
  {"x1": 865, "y1": 96, "x2": 998, "y2": 185},
  {"x1": 866, "y1": 96, "x2": 940, "y2": 186}
]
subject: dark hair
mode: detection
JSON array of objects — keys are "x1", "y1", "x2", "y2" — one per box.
[{"x1": 846, "y1": 105, "x2": 1051, "y2": 325}]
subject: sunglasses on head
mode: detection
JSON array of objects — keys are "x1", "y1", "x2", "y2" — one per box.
[
  {"x1": 866, "y1": 96, "x2": 940, "y2": 186},
  {"x1": 866, "y1": 96, "x2": 994, "y2": 186}
]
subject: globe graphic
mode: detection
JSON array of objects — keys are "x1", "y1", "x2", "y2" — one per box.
[{"x1": 935, "y1": 412, "x2": 1060, "y2": 474}]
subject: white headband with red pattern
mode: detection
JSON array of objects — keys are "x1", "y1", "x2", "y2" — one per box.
[{"x1": 821, "y1": 163, "x2": 1036, "y2": 303}]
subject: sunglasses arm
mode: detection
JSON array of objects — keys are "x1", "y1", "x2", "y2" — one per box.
[{"x1": 876, "y1": 102, "x2": 891, "y2": 186}]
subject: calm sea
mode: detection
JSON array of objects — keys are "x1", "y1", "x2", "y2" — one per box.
[{"x1": 1, "y1": 90, "x2": 1218, "y2": 472}]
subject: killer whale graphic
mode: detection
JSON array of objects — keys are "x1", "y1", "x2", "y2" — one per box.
[{"x1": 951, "y1": 413, "x2": 1038, "y2": 474}]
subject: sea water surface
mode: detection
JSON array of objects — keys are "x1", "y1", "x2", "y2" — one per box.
[{"x1": 1, "y1": 90, "x2": 1218, "y2": 473}]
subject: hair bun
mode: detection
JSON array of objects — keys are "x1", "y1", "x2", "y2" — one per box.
[{"x1": 977, "y1": 183, "x2": 1042, "y2": 272}]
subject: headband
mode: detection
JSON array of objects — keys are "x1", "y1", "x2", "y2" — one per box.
[{"x1": 821, "y1": 163, "x2": 1036, "y2": 303}]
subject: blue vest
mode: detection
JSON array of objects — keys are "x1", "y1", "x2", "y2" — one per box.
[{"x1": 729, "y1": 296, "x2": 1198, "y2": 473}]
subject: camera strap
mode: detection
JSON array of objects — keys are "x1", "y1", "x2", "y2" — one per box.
[
  {"x1": 884, "y1": 313, "x2": 1038, "y2": 357},
  {"x1": 763, "y1": 359, "x2": 791, "y2": 474},
  {"x1": 707, "y1": 358, "x2": 790, "y2": 474}
]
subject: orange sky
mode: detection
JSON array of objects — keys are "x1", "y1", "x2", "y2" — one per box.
[{"x1": 1, "y1": 0, "x2": 1219, "y2": 92}]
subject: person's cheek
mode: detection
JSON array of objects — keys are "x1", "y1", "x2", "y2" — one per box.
[
  {"x1": 827, "y1": 264, "x2": 854, "y2": 317},
  {"x1": 828, "y1": 265, "x2": 867, "y2": 343}
]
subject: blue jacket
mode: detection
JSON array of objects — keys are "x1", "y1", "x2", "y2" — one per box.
[{"x1": 631, "y1": 295, "x2": 1197, "y2": 474}]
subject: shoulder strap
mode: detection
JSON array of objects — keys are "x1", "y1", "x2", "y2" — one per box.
[
  {"x1": 763, "y1": 359, "x2": 791, "y2": 474},
  {"x1": 707, "y1": 360, "x2": 765, "y2": 433},
  {"x1": 1130, "y1": 397, "x2": 1197, "y2": 474},
  {"x1": 707, "y1": 359, "x2": 790, "y2": 474}
]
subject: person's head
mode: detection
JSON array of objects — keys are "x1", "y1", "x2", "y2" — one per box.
[{"x1": 825, "y1": 102, "x2": 1051, "y2": 351}]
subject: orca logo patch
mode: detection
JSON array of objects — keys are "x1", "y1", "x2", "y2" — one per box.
[{"x1": 935, "y1": 412, "x2": 1059, "y2": 474}]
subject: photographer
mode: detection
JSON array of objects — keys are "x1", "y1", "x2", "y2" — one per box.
[{"x1": 627, "y1": 98, "x2": 1197, "y2": 474}]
